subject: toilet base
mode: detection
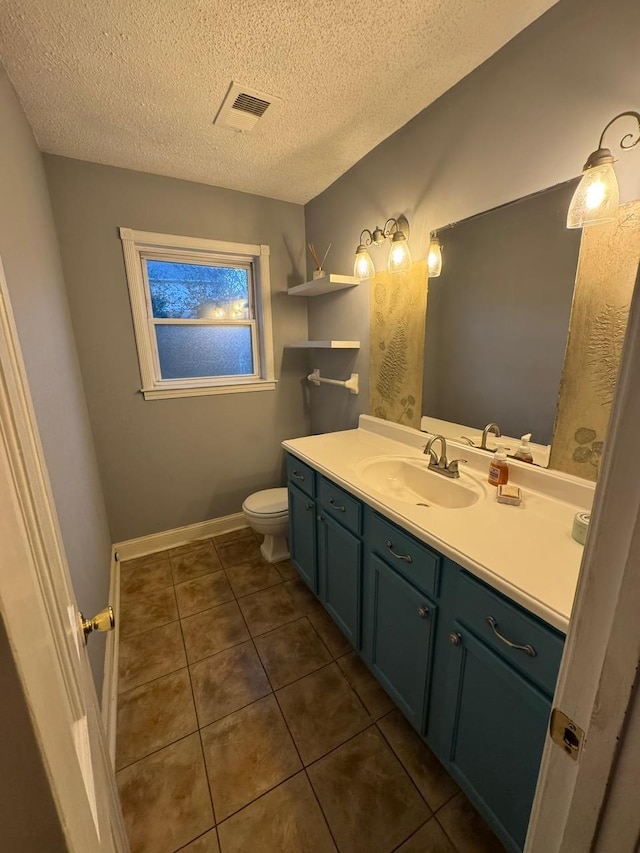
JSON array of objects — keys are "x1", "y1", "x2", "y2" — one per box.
[{"x1": 260, "y1": 533, "x2": 290, "y2": 563}]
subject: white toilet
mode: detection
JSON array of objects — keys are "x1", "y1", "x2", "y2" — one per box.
[{"x1": 242, "y1": 487, "x2": 290, "y2": 563}]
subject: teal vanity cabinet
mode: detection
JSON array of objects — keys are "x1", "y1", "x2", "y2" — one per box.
[
  {"x1": 316, "y1": 478, "x2": 362, "y2": 648},
  {"x1": 287, "y1": 454, "x2": 363, "y2": 648},
  {"x1": 430, "y1": 568, "x2": 565, "y2": 852},
  {"x1": 362, "y1": 511, "x2": 439, "y2": 733},
  {"x1": 287, "y1": 455, "x2": 318, "y2": 592}
]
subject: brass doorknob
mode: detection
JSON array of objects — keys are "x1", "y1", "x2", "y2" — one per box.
[{"x1": 81, "y1": 606, "x2": 115, "y2": 643}]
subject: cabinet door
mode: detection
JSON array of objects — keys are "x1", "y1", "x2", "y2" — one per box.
[
  {"x1": 446, "y1": 625, "x2": 551, "y2": 852},
  {"x1": 288, "y1": 485, "x2": 317, "y2": 593},
  {"x1": 365, "y1": 554, "x2": 435, "y2": 732},
  {"x1": 317, "y1": 512, "x2": 361, "y2": 648}
]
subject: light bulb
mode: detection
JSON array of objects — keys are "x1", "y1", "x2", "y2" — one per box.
[
  {"x1": 387, "y1": 232, "x2": 411, "y2": 274},
  {"x1": 353, "y1": 245, "x2": 375, "y2": 280},
  {"x1": 567, "y1": 160, "x2": 619, "y2": 228},
  {"x1": 427, "y1": 237, "x2": 442, "y2": 277}
]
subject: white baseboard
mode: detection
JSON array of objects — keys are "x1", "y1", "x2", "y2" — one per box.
[
  {"x1": 101, "y1": 547, "x2": 120, "y2": 766},
  {"x1": 113, "y1": 512, "x2": 248, "y2": 562}
]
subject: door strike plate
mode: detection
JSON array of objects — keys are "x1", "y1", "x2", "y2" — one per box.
[{"x1": 550, "y1": 708, "x2": 584, "y2": 761}]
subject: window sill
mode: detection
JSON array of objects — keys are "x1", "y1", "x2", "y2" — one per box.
[{"x1": 141, "y1": 380, "x2": 277, "y2": 400}]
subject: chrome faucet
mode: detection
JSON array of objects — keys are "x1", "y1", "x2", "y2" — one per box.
[
  {"x1": 481, "y1": 422, "x2": 501, "y2": 451},
  {"x1": 423, "y1": 434, "x2": 467, "y2": 479}
]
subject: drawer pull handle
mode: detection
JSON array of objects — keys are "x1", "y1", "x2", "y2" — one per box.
[
  {"x1": 329, "y1": 497, "x2": 346, "y2": 512},
  {"x1": 486, "y1": 616, "x2": 537, "y2": 657},
  {"x1": 418, "y1": 606, "x2": 429, "y2": 619},
  {"x1": 386, "y1": 540, "x2": 413, "y2": 563},
  {"x1": 292, "y1": 470, "x2": 305, "y2": 481}
]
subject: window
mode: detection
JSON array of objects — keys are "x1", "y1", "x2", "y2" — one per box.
[{"x1": 120, "y1": 228, "x2": 275, "y2": 399}]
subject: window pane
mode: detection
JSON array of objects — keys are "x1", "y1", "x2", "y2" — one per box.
[
  {"x1": 146, "y1": 259, "x2": 250, "y2": 319},
  {"x1": 156, "y1": 325, "x2": 254, "y2": 379}
]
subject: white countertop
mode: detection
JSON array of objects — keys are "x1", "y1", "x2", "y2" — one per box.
[{"x1": 283, "y1": 416, "x2": 595, "y2": 633}]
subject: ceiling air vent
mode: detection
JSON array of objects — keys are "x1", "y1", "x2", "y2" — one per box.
[{"x1": 214, "y1": 82, "x2": 281, "y2": 132}]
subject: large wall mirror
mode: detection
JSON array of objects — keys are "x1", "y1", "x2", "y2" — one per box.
[{"x1": 421, "y1": 180, "x2": 581, "y2": 466}]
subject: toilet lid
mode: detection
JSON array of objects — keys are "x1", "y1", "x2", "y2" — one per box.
[{"x1": 243, "y1": 487, "x2": 289, "y2": 516}]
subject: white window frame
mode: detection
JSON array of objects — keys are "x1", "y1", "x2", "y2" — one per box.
[{"x1": 120, "y1": 228, "x2": 276, "y2": 400}]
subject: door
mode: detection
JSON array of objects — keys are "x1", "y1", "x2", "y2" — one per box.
[
  {"x1": 317, "y1": 512, "x2": 361, "y2": 647},
  {"x1": 0, "y1": 256, "x2": 128, "y2": 850},
  {"x1": 446, "y1": 625, "x2": 550, "y2": 852},
  {"x1": 365, "y1": 554, "x2": 435, "y2": 732},
  {"x1": 288, "y1": 483, "x2": 317, "y2": 592}
]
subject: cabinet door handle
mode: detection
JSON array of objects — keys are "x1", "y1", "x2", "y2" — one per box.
[
  {"x1": 317, "y1": 514, "x2": 325, "y2": 522},
  {"x1": 329, "y1": 497, "x2": 346, "y2": 512},
  {"x1": 386, "y1": 540, "x2": 413, "y2": 563},
  {"x1": 418, "y1": 606, "x2": 429, "y2": 619},
  {"x1": 486, "y1": 616, "x2": 537, "y2": 657},
  {"x1": 305, "y1": 503, "x2": 313, "y2": 511},
  {"x1": 449, "y1": 632, "x2": 462, "y2": 646},
  {"x1": 292, "y1": 470, "x2": 305, "y2": 481}
]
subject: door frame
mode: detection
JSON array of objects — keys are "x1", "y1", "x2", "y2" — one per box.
[
  {"x1": 0, "y1": 255, "x2": 129, "y2": 851},
  {"x1": 526, "y1": 263, "x2": 640, "y2": 851}
]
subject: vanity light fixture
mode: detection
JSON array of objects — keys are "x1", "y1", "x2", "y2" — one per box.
[
  {"x1": 567, "y1": 110, "x2": 640, "y2": 229},
  {"x1": 353, "y1": 217, "x2": 412, "y2": 279},
  {"x1": 427, "y1": 235, "x2": 443, "y2": 277}
]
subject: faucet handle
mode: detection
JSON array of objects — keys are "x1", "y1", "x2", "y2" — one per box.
[{"x1": 447, "y1": 458, "x2": 468, "y2": 475}]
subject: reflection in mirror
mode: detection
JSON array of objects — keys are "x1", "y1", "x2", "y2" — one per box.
[{"x1": 421, "y1": 180, "x2": 581, "y2": 467}]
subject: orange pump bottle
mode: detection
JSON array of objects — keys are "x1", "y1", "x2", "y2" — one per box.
[{"x1": 488, "y1": 446, "x2": 509, "y2": 487}]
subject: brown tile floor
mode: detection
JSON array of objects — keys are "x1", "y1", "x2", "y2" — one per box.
[{"x1": 116, "y1": 529, "x2": 505, "y2": 853}]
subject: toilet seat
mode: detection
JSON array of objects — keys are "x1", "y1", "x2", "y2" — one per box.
[{"x1": 242, "y1": 487, "x2": 288, "y2": 518}]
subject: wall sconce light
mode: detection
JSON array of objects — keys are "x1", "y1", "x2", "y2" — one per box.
[
  {"x1": 427, "y1": 235, "x2": 443, "y2": 277},
  {"x1": 567, "y1": 110, "x2": 640, "y2": 229},
  {"x1": 353, "y1": 217, "x2": 412, "y2": 279}
]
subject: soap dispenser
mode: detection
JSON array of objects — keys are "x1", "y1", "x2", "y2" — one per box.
[
  {"x1": 488, "y1": 446, "x2": 509, "y2": 487},
  {"x1": 514, "y1": 434, "x2": 534, "y2": 464}
]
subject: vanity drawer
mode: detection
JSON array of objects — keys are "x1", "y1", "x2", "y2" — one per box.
[
  {"x1": 318, "y1": 477, "x2": 362, "y2": 535},
  {"x1": 286, "y1": 455, "x2": 316, "y2": 498},
  {"x1": 369, "y1": 513, "x2": 440, "y2": 599},
  {"x1": 456, "y1": 571, "x2": 564, "y2": 696}
]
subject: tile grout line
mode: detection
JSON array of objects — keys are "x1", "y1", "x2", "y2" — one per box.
[
  {"x1": 226, "y1": 571, "x2": 342, "y2": 851},
  {"x1": 177, "y1": 589, "x2": 221, "y2": 852},
  {"x1": 388, "y1": 817, "x2": 433, "y2": 853},
  {"x1": 374, "y1": 718, "x2": 437, "y2": 815}
]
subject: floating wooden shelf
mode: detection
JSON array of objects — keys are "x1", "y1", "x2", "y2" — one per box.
[
  {"x1": 285, "y1": 340, "x2": 360, "y2": 349},
  {"x1": 287, "y1": 274, "x2": 360, "y2": 297}
]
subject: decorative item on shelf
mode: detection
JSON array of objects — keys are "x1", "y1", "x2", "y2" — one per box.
[
  {"x1": 353, "y1": 216, "x2": 412, "y2": 279},
  {"x1": 567, "y1": 110, "x2": 640, "y2": 229},
  {"x1": 307, "y1": 242, "x2": 332, "y2": 279},
  {"x1": 427, "y1": 234, "x2": 443, "y2": 277}
]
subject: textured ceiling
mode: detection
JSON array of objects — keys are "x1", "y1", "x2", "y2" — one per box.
[{"x1": 0, "y1": 0, "x2": 558, "y2": 204}]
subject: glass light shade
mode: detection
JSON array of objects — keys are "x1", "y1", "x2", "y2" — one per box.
[
  {"x1": 567, "y1": 162, "x2": 620, "y2": 228},
  {"x1": 427, "y1": 238, "x2": 442, "y2": 277},
  {"x1": 387, "y1": 233, "x2": 412, "y2": 274},
  {"x1": 353, "y1": 245, "x2": 375, "y2": 280}
]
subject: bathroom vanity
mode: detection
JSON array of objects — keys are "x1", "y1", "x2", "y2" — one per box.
[{"x1": 283, "y1": 416, "x2": 593, "y2": 853}]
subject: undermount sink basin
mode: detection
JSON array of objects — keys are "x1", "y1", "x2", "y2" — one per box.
[{"x1": 354, "y1": 456, "x2": 484, "y2": 509}]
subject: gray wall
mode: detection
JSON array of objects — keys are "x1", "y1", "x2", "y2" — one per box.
[
  {"x1": 304, "y1": 0, "x2": 640, "y2": 434},
  {"x1": 45, "y1": 156, "x2": 310, "y2": 542},
  {"x1": 0, "y1": 66, "x2": 112, "y2": 684}
]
